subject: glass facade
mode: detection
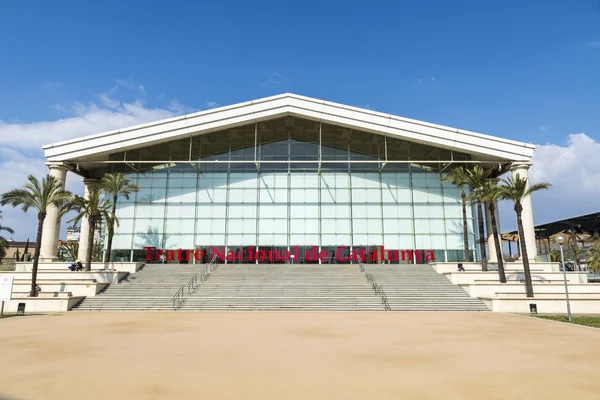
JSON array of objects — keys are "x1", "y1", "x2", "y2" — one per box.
[{"x1": 107, "y1": 117, "x2": 477, "y2": 264}]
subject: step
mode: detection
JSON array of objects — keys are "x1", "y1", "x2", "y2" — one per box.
[{"x1": 73, "y1": 264, "x2": 488, "y2": 312}]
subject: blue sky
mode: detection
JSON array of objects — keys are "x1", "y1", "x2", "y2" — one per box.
[{"x1": 1, "y1": 0, "x2": 600, "y2": 240}]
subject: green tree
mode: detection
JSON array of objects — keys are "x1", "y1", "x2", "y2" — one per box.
[
  {"x1": 548, "y1": 249, "x2": 561, "y2": 263},
  {"x1": 499, "y1": 174, "x2": 551, "y2": 297},
  {"x1": 92, "y1": 240, "x2": 104, "y2": 262},
  {"x1": 468, "y1": 180, "x2": 506, "y2": 283},
  {"x1": 0, "y1": 210, "x2": 15, "y2": 261},
  {"x1": 21, "y1": 238, "x2": 30, "y2": 261},
  {"x1": 1, "y1": 175, "x2": 71, "y2": 296},
  {"x1": 586, "y1": 242, "x2": 600, "y2": 273},
  {"x1": 465, "y1": 166, "x2": 493, "y2": 271},
  {"x1": 441, "y1": 167, "x2": 472, "y2": 262},
  {"x1": 567, "y1": 231, "x2": 583, "y2": 271},
  {"x1": 99, "y1": 173, "x2": 139, "y2": 262},
  {"x1": 58, "y1": 241, "x2": 79, "y2": 262},
  {"x1": 69, "y1": 184, "x2": 117, "y2": 271}
]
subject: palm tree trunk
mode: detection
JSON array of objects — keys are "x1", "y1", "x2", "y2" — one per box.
[
  {"x1": 461, "y1": 190, "x2": 470, "y2": 262},
  {"x1": 85, "y1": 217, "x2": 95, "y2": 271},
  {"x1": 516, "y1": 207, "x2": 534, "y2": 297},
  {"x1": 30, "y1": 214, "x2": 45, "y2": 297},
  {"x1": 104, "y1": 196, "x2": 117, "y2": 263},
  {"x1": 476, "y1": 201, "x2": 487, "y2": 271},
  {"x1": 489, "y1": 203, "x2": 506, "y2": 283}
]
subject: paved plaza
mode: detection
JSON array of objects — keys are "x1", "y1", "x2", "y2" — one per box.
[{"x1": 1, "y1": 312, "x2": 599, "y2": 399}]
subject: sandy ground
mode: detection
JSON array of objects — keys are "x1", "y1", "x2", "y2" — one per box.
[{"x1": 1, "y1": 312, "x2": 599, "y2": 400}]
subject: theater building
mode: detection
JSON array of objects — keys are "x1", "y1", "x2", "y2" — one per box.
[{"x1": 41, "y1": 94, "x2": 536, "y2": 264}]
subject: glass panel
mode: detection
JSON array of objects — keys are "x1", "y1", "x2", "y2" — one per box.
[
  {"x1": 109, "y1": 118, "x2": 477, "y2": 258},
  {"x1": 115, "y1": 204, "x2": 135, "y2": 218}
]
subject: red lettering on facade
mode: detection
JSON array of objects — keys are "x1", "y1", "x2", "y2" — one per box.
[{"x1": 143, "y1": 245, "x2": 435, "y2": 264}]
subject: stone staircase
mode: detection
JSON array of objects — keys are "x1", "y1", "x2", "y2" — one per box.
[
  {"x1": 72, "y1": 264, "x2": 203, "y2": 311},
  {"x1": 182, "y1": 264, "x2": 382, "y2": 311},
  {"x1": 72, "y1": 263, "x2": 488, "y2": 311},
  {"x1": 365, "y1": 264, "x2": 489, "y2": 311}
]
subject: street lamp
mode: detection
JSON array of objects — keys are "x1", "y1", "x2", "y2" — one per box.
[{"x1": 555, "y1": 235, "x2": 572, "y2": 321}]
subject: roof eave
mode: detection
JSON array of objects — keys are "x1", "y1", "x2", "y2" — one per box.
[{"x1": 44, "y1": 93, "x2": 534, "y2": 163}]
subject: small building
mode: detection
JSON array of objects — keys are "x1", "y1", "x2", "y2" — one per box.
[
  {"x1": 3, "y1": 240, "x2": 36, "y2": 263},
  {"x1": 65, "y1": 226, "x2": 81, "y2": 242}
]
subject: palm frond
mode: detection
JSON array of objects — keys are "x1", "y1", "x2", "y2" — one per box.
[
  {"x1": 441, "y1": 166, "x2": 469, "y2": 188},
  {"x1": 527, "y1": 183, "x2": 552, "y2": 194},
  {"x1": 0, "y1": 224, "x2": 15, "y2": 235},
  {"x1": 1, "y1": 174, "x2": 71, "y2": 215},
  {"x1": 499, "y1": 174, "x2": 551, "y2": 203},
  {"x1": 586, "y1": 243, "x2": 600, "y2": 273},
  {"x1": 464, "y1": 165, "x2": 492, "y2": 189},
  {"x1": 100, "y1": 172, "x2": 140, "y2": 200}
]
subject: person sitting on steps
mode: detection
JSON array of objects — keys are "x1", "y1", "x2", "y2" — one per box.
[{"x1": 68, "y1": 260, "x2": 84, "y2": 271}]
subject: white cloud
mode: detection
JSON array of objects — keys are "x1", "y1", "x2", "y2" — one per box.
[
  {"x1": 205, "y1": 101, "x2": 219, "y2": 109},
  {"x1": 588, "y1": 41, "x2": 600, "y2": 47},
  {"x1": 260, "y1": 72, "x2": 289, "y2": 88},
  {"x1": 167, "y1": 99, "x2": 197, "y2": 115},
  {"x1": 530, "y1": 133, "x2": 600, "y2": 194},
  {"x1": 0, "y1": 83, "x2": 192, "y2": 240},
  {"x1": 99, "y1": 93, "x2": 121, "y2": 109},
  {"x1": 525, "y1": 133, "x2": 600, "y2": 225},
  {"x1": 540, "y1": 125, "x2": 550, "y2": 131},
  {"x1": 415, "y1": 76, "x2": 438, "y2": 86},
  {"x1": 0, "y1": 102, "x2": 176, "y2": 152},
  {"x1": 486, "y1": 133, "x2": 600, "y2": 233}
]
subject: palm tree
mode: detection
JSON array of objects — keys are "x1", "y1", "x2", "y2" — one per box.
[
  {"x1": 465, "y1": 166, "x2": 492, "y2": 271},
  {"x1": 21, "y1": 238, "x2": 30, "y2": 261},
  {"x1": 441, "y1": 167, "x2": 471, "y2": 262},
  {"x1": 1, "y1": 175, "x2": 71, "y2": 296},
  {"x1": 58, "y1": 241, "x2": 79, "y2": 262},
  {"x1": 548, "y1": 249, "x2": 561, "y2": 263},
  {"x1": 99, "y1": 173, "x2": 139, "y2": 262},
  {"x1": 92, "y1": 240, "x2": 105, "y2": 262},
  {"x1": 0, "y1": 210, "x2": 15, "y2": 261},
  {"x1": 468, "y1": 181, "x2": 506, "y2": 283},
  {"x1": 69, "y1": 184, "x2": 118, "y2": 271},
  {"x1": 567, "y1": 231, "x2": 583, "y2": 271},
  {"x1": 499, "y1": 174, "x2": 551, "y2": 297},
  {"x1": 586, "y1": 242, "x2": 600, "y2": 273}
]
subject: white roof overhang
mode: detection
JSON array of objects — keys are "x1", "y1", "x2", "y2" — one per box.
[{"x1": 43, "y1": 93, "x2": 534, "y2": 163}]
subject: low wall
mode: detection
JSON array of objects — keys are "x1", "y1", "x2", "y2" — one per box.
[
  {"x1": 430, "y1": 262, "x2": 558, "y2": 274},
  {"x1": 11, "y1": 281, "x2": 107, "y2": 297},
  {"x1": 444, "y1": 271, "x2": 587, "y2": 285},
  {"x1": 482, "y1": 297, "x2": 600, "y2": 314},
  {"x1": 15, "y1": 262, "x2": 143, "y2": 274},
  {"x1": 463, "y1": 282, "x2": 600, "y2": 298},
  {"x1": 1, "y1": 297, "x2": 84, "y2": 313},
  {"x1": 0, "y1": 271, "x2": 127, "y2": 284},
  {"x1": 11, "y1": 291, "x2": 72, "y2": 298}
]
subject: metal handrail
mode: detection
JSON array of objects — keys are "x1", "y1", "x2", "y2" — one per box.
[
  {"x1": 187, "y1": 273, "x2": 200, "y2": 294},
  {"x1": 172, "y1": 285, "x2": 185, "y2": 310},
  {"x1": 357, "y1": 256, "x2": 391, "y2": 311},
  {"x1": 172, "y1": 255, "x2": 219, "y2": 311},
  {"x1": 199, "y1": 255, "x2": 219, "y2": 282}
]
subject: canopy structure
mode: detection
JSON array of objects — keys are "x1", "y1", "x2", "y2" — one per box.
[{"x1": 502, "y1": 212, "x2": 600, "y2": 242}]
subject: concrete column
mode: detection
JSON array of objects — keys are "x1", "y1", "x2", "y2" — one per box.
[
  {"x1": 510, "y1": 162, "x2": 537, "y2": 262},
  {"x1": 77, "y1": 179, "x2": 97, "y2": 262},
  {"x1": 40, "y1": 163, "x2": 68, "y2": 260},
  {"x1": 485, "y1": 204, "x2": 497, "y2": 263}
]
